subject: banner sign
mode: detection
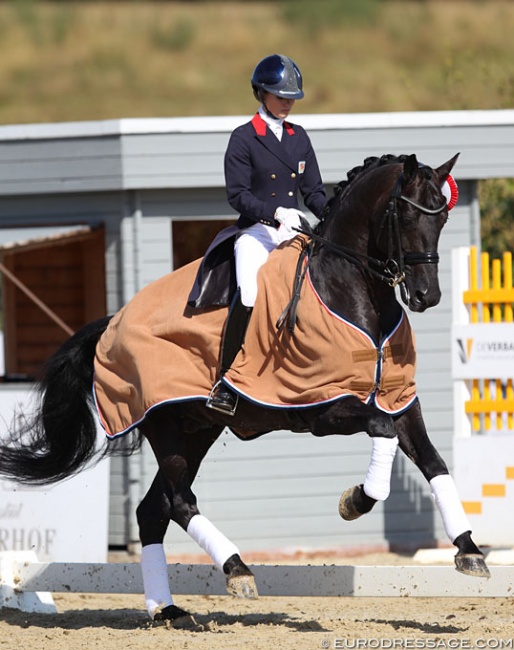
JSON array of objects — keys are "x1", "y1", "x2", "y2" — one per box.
[
  {"x1": 452, "y1": 322, "x2": 514, "y2": 379},
  {"x1": 0, "y1": 387, "x2": 110, "y2": 562}
]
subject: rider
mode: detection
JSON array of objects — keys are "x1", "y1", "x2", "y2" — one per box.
[{"x1": 207, "y1": 53, "x2": 327, "y2": 414}]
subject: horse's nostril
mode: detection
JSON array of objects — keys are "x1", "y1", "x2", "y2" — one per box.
[{"x1": 413, "y1": 286, "x2": 441, "y2": 310}]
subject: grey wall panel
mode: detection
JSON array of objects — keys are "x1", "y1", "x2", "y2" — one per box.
[
  {"x1": 138, "y1": 217, "x2": 173, "y2": 287},
  {"x1": 166, "y1": 189, "x2": 234, "y2": 219},
  {"x1": 108, "y1": 455, "x2": 129, "y2": 547},
  {"x1": 0, "y1": 114, "x2": 512, "y2": 196},
  {"x1": 104, "y1": 219, "x2": 124, "y2": 315},
  {"x1": 121, "y1": 133, "x2": 229, "y2": 189},
  {"x1": 310, "y1": 125, "x2": 514, "y2": 183},
  {"x1": 122, "y1": 132, "x2": 231, "y2": 156},
  {"x1": 0, "y1": 137, "x2": 123, "y2": 195},
  {"x1": 0, "y1": 191, "x2": 122, "y2": 221},
  {"x1": 0, "y1": 138, "x2": 120, "y2": 161}
]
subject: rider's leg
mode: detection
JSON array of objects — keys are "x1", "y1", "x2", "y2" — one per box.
[
  {"x1": 207, "y1": 290, "x2": 252, "y2": 412},
  {"x1": 235, "y1": 224, "x2": 277, "y2": 307},
  {"x1": 207, "y1": 224, "x2": 278, "y2": 414}
]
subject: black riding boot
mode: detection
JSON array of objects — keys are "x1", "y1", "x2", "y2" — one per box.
[{"x1": 207, "y1": 291, "x2": 252, "y2": 415}]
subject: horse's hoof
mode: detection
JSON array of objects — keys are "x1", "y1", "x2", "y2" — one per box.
[
  {"x1": 339, "y1": 485, "x2": 363, "y2": 521},
  {"x1": 226, "y1": 573, "x2": 259, "y2": 599},
  {"x1": 153, "y1": 604, "x2": 197, "y2": 628},
  {"x1": 454, "y1": 553, "x2": 491, "y2": 579}
]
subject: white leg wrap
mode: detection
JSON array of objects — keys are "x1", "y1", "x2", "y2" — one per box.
[
  {"x1": 430, "y1": 473, "x2": 471, "y2": 543},
  {"x1": 363, "y1": 436, "x2": 399, "y2": 501},
  {"x1": 141, "y1": 543, "x2": 173, "y2": 619},
  {"x1": 187, "y1": 514, "x2": 240, "y2": 571}
]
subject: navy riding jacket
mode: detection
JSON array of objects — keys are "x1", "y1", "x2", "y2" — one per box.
[{"x1": 225, "y1": 113, "x2": 327, "y2": 229}]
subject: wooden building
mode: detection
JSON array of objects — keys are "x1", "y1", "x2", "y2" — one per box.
[{"x1": 0, "y1": 109, "x2": 512, "y2": 555}]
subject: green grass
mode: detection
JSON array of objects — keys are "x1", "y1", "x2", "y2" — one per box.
[{"x1": 1, "y1": 0, "x2": 514, "y2": 124}]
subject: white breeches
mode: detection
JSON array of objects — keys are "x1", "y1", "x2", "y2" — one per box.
[{"x1": 235, "y1": 222, "x2": 296, "y2": 307}]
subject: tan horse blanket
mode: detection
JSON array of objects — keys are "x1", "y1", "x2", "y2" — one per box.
[{"x1": 93, "y1": 236, "x2": 417, "y2": 438}]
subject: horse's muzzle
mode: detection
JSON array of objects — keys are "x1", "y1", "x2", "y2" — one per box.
[{"x1": 401, "y1": 274, "x2": 441, "y2": 312}]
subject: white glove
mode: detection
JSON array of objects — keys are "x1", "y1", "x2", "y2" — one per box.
[{"x1": 274, "y1": 207, "x2": 306, "y2": 233}]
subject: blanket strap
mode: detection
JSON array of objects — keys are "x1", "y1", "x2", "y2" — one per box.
[{"x1": 276, "y1": 239, "x2": 313, "y2": 333}]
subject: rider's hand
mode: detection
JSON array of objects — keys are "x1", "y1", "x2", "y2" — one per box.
[{"x1": 274, "y1": 207, "x2": 306, "y2": 233}]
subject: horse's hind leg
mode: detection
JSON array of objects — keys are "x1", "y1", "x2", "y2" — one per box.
[
  {"x1": 142, "y1": 409, "x2": 258, "y2": 614},
  {"x1": 136, "y1": 471, "x2": 192, "y2": 623},
  {"x1": 180, "y1": 435, "x2": 258, "y2": 600},
  {"x1": 394, "y1": 401, "x2": 490, "y2": 578}
]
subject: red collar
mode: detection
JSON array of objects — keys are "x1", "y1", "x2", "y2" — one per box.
[{"x1": 251, "y1": 113, "x2": 295, "y2": 136}]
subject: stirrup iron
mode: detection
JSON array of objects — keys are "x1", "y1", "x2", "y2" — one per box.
[{"x1": 206, "y1": 380, "x2": 239, "y2": 416}]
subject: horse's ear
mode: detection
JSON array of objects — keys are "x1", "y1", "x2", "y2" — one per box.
[
  {"x1": 402, "y1": 154, "x2": 419, "y2": 185},
  {"x1": 435, "y1": 153, "x2": 460, "y2": 181}
]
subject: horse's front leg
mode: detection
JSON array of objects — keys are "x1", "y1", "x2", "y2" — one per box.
[
  {"x1": 308, "y1": 398, "x2": 399, "y2": 520},
  {"x1": 394, "y1": 401, "x2": 490, "y2": 578}
]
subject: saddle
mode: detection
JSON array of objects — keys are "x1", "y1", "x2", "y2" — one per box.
[{"x1": 187, "y1": 225, "x2": 238, "y2": 309}]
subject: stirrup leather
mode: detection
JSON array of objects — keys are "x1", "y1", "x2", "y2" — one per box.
[{"x1": 206, "y1": 380, "x2": 239, "y2": 416}]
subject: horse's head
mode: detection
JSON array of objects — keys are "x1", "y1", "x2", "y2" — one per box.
[
  {"x1": 317, "y1": 153, "x2": 459, "y2": 317},
  {"x1": 380, "y1": 153, "x2": 459, "y2": 312}
]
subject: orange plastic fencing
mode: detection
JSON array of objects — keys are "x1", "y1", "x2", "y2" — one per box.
[{"x1": 463, "y1": 247, "x2": 514, "y2": 431}]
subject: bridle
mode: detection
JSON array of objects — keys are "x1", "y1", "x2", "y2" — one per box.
[
  {"x1": 299, "y1": 173, "x2": 447, "y2": 289},
  {"x1": 380, "y1": 174, "x2": 447, "y2": 287},
  {"x1": 277, "y1": 173, "x2": 447, "y2": 332}
]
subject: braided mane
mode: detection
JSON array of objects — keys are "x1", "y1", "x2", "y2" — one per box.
[
  {"x1": 320, "y1": 154, "x2": 412, "y2": 225},
  {"x1": 337, "y1": 154, "x2": 410, "y2": 198}
]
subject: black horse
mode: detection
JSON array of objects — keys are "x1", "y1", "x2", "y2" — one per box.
[{"x1": 0, "y1": 153, "x2": 489, "y2": 625}]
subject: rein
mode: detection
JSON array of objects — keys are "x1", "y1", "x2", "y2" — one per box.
[{"x1": 276, "y1": 175, "x2": 447, "y2": 332}]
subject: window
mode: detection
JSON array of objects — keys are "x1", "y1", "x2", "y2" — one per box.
[
  {"x1": 172, "y1": 219, "x2": 235, "y2": 270},
  {"x1": 0, "y1": 226, "x2": 106, "y2": 381}
]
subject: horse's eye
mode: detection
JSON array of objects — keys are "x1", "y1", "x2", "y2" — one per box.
[{"x1": 401, "y1": 215, "x2": 416, "y2": 229}]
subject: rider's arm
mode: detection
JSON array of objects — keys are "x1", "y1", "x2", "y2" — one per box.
[
  {"x1": 297, "y1": 128, "x2": 327, "y2": 220},
  {"x1": 224, "y1": 129, "x2": 276, "y2": 226}
]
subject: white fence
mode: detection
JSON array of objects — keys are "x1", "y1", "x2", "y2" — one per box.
[{"x1": 1, "y1": 551, "x2": 512, "y2": 614}]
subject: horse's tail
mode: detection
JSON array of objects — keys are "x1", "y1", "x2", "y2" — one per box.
[{"x1": 0, "y1": 316, "x2": 116, "y2": 485}]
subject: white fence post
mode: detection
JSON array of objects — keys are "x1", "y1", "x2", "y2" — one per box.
[
  {"x1": 452, "y1": 247, "x2": 472, "y2": 439},
  {"x1": 0, "y1": 551, "x2": 56, "y2": 613}
]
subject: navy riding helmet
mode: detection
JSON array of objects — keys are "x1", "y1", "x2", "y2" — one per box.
[{"x1": 251, "y1": 54, "x2": 304, "y2": 101}]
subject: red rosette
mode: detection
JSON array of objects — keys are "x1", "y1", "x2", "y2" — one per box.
[{"x1": 442, "y1": 174, "x2": 459, "y2": 210}]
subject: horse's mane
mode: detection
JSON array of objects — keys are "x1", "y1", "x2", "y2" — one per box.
[
  {"x1": 337, "y1": 153, "x2": 410, "y2": 199},
  {"x1": 321, "y1": 153, "x2": 411, "y2": 223}
]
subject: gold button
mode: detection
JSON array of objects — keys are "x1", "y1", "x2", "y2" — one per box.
[
  {"x1": 271, "y1": 192, "x2": 276, "y2": 197},
  {"x1": 288, "y1": 191, "x2": 294, "y2": 196},
  {"x1": 291, "y1": 172, "x2": 296, "y2": 178},
  {"x1": 271, "y1": 174, "x2": 276, "y2": 179}
]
